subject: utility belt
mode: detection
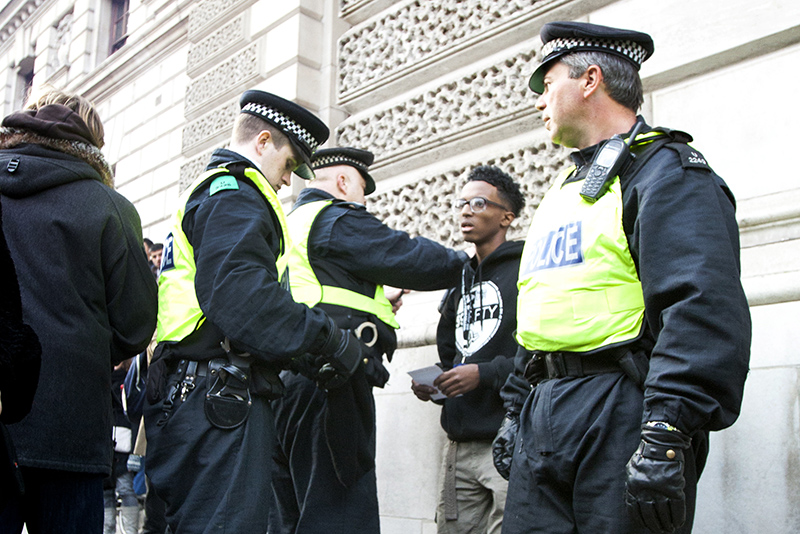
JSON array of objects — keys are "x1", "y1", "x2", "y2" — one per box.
[
  {"x1": 524, "y1": 345, "x2": 648, "y2": 389},
  {"x1": 154, "y1": 338, "x2": 284, "y2": 430}
]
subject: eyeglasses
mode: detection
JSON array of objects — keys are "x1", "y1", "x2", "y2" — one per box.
[{"x1": 454, "y1": 197, "x2": 510, "y2": 213}]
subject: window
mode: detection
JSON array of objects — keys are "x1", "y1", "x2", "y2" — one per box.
[{"x1": 110, "y1": 0, "x2": 129, "y2": 54}]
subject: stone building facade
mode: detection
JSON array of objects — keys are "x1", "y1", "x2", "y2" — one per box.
[{"x1": 0, "y1": 0, "x2": 798, "y2": 532}]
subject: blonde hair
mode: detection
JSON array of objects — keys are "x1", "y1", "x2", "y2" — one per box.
[{"x1": 24, "y1": 85, "x2": 105, "y2": 148}]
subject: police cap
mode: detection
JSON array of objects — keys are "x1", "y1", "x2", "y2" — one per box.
[
  {"x1": 311, "y1": 147, "x2": 376, "y2": 195},
  {"x1": 529, "y1": 21, "x2": 654, "y2": 93},
  {"x1": 239, "y1": 90, "x2": 329, "y2": 180}
]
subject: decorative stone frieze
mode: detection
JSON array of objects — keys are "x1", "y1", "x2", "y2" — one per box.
[
  {"x1": 366, "y1": 140, "x2": 570, "y2": 248},
  {"x1": 182, "y1": 98, "x2": 239, "y2": 154},
  {"x1": 337, "y1": 0, "x2": 551, "y2": 99},
  {"x1": 336, "y1": 45, "x2": 539, "y2": 164},
  {"x1": 187, "y1": 16, "x2": 248, "y2": 77},
  {"x1": 179, "y1": 149, "x2": 216, "y2": 194},
  {"x1": 184, "y1": 42, "x2": 260, "y2": 117},
  {"x1": 188, "y1": 0, "x2": 255, "y2": 42},
  {"x1": 0, "y1": 0, "x2": 45, "y2": 47}
]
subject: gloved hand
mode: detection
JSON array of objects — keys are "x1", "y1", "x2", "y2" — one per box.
[
  {"x1": 315, "y1": 319, "x2": 365, "y2": 389},
  {"x1": 492, "y1": 410, "x2": 519, "y2": 480},
  {"x1": 288, "y1": 352, "x2": 320, "y2": 380},
  {"x1": 625, "y1": 424, "x2": 692, "y2": 533}
]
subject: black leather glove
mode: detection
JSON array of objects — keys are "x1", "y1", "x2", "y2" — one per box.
[
  {"x1": 287, "y1": 353, "x2": 320, "y2": 380},
  {"x1": 492, "y1": 410, "x2": 519, "y2": 480},
  {"x1": 315, "y1": 319, "x2": 365, "y2": 389},
  {"x1": 625, "y1": 425, "x2": 692, "y2": 533}
]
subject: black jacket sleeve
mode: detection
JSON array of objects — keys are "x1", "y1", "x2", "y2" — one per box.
[
  {"x1": 186, "y1": 179, "x2": 330, "y2": 363},
  {"x1": 623, "y1": 146, "x2": 751, "y2": 434},
  {"x1": 319, "y1": 207, "x2": 468, "y2": 291},
  {"x1": 103, "y1": 192, "x2": 158, "y2": 365},
  {"x1": 478, "y1": 356, "x2": 517, "y2": 392},
  {"x1": 436, "y1": 287, "x2": 458, "y2": 371}
]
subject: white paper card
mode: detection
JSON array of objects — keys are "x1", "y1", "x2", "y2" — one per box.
[{"x1": 408, "y1": 365, "x2": 446, "y2": 401}]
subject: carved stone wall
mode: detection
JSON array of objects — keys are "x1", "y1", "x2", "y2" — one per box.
[
  {"x1": 184, "y1": 42, "x2": 260, "y2": 117},
  {"x1": 187, "y1": 0, "x2": 255, "y2": 41},
  {"x1": 182, "y1": 98, "x2": 239, "y2": 153},
  {"x1": 337, "y1": 0, "x2": 555, "y2": 99},
  {"x1": 367, "y1": 139, "x2": 570, "y2": 248},
  {"x1": 337, "y1": 44, "x2": 540, "y2": 163},
  {"x1": 187, "y1": 16, "x2": 248, "y2": 76}
]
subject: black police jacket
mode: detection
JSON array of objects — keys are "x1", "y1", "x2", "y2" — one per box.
[
  {"x1": 504, "y1": 120, "x2": 751, "y2": 435},
  {"x1": 159, "y1": 149, "x2": 333, "y2": 364},
  {"x1": 297, "y1": 186, "x2": 468, "y2": 360}
]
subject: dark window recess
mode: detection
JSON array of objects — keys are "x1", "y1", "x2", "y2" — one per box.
[{"x1": 110, "y1": 0, "x2": 129, "y2": 54}]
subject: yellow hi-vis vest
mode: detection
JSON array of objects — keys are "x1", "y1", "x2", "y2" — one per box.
[
  {"x1": 285, "y1": 199, "x2": 399, "y2": 329},
  {"x1": 156, "y1": 166, "x2": 291, "y2": 343},
  {"x1": 516, "y1": 166, "x2": 644, "y2": 353}
]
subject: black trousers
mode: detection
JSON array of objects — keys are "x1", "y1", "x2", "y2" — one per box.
[
  {"x1": 269, "y1": 371, "x2": 379, "y2": 534},
  {"x1": 502, "y1": 372, "x2": 704, "y2": 534},
  {"x1": 143, "y1": 370, "x2": 274, "y2": 534}
]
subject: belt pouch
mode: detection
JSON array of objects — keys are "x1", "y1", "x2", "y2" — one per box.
[{"x1": 204, "y1": 358, "x2": 252, "y2": 429}]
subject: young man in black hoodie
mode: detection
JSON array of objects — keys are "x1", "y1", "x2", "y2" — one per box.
[{"x1": 412, "y1": 166, "x2": 525, "y2": 534}]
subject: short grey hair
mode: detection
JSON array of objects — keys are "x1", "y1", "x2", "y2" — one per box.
[{"x1": 560, "y1": 51, "x2": 644, "y2": 112}]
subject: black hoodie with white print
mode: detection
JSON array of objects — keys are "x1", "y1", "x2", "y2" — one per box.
[{"x1": 436, "y1": 239, "x2": 524, "y2": 441}]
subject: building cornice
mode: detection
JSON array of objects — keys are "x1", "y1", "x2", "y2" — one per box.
[{"x1": 66, "y1": 0, "x2": 193, "y2": 101}]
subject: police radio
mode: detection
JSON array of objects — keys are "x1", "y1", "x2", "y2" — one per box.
[{"x1": 580, "y1": 121, "x2": 644, "y2": 203}]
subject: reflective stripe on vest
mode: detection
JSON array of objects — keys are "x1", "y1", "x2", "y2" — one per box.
[
  {"x1": 156, "y1": 166, "x2": 291, "y2": 343},
  {"x1": 515, "y1": 166, "x2": 644, "y2": 352},
  {"x1": 285, "y1": 199, "x2": 399, "y2": 329}
]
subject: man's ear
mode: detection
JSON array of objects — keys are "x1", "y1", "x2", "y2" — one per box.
[
  {"x1": 583, "y1": 65, "x2": 603, "y2": 98},
  {"x1": 336, "y1": 173, "x2": 349, "y2": 195},
  {"x1": 500, "y1": 211, "x2": 515, "y2": 229},
  {"x1": 255, "y1": 130, "x2": 272, "y2": 155}
]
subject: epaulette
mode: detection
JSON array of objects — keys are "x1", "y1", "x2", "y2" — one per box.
[
  {"x1": 664, "y1": 141, "x2": 713, "y2": 172},
  {"x1": 330, "y1": 198, "x2": 366, "y2": 211},
  {"x1": 643, "y1": 127, "x2": 713, "y2": 172}
]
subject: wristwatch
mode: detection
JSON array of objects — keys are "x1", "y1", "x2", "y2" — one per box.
[{"x1": 645, "y1": 420, "x2": 679, "y2": 432}]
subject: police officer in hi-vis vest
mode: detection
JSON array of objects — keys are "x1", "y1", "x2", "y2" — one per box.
[
  {"x1": 492, "y1": 22, "x2": 751, "y2": 534},
  {"x1": 270, "y1": 147, "x2": 468, "y2": 534},
  {"x1": 143, "y1": 91, "x2": 370, "y2": 534}
]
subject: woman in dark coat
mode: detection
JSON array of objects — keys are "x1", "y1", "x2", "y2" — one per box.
[{"x1": 0, "y1": 88, "x2": 157, "y2": 534}]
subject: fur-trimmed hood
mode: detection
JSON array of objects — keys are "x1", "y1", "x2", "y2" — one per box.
[
  {"x1": 0, "y1": 129, "x2": 113, "y2": 188},
  {"x1": 0, "y1": 104, "x2": 113, "y2": 194}
]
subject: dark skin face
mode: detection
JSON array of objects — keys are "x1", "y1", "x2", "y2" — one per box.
[
  {"x1": 458, "y1": 181, "x2": 514, "y2": 263},
  {"x1": 411, "y1": 180, "x2": 515, "y2": 400}
]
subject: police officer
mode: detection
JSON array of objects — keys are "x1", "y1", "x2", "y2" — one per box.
[
  {"x1": 493, "y1": 22, "x2": 751, "y2": 534},
  {"x1": 269, "y1": 147, "x2": 469, "y2": 533},
  {"x1": 143, "y1": 92, "x2": 369, "y2": 534}
]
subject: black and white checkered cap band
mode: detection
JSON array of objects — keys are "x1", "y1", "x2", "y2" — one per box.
[
  {"x1": 242, "y1": 102, "x2": 319, "y2": 153},
  {"x1": 542, "y1": 37, "x2": 648, "y2": 67},
  {"x1": 312, "y1": 154, "x2": 367, "y2": 171}
]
